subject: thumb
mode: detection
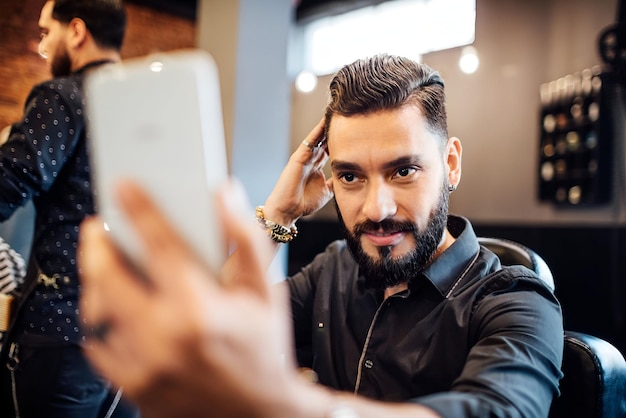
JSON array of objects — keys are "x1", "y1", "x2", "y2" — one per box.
[{"x1": 218, "y1": 178, "x2": 275, "y2": 299}]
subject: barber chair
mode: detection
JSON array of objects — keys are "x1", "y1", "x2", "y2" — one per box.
[{"x1": 477, "y1": 237, "x2": 626, "y2": 418}]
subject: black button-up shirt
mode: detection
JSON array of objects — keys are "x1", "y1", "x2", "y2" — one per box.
[
  {"x1": 0, "y1": 62, "x2": 107, "y2": 345},
  {"x1": 288, "y1": 215, "x2": 563, "y2": 417}
]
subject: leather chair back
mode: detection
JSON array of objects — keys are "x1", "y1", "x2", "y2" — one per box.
[
  {"x1": 477, "y1": 237, "x2": 626, "y2": 418},
  {"x1": 550, "y1": 331, "x2": 626, "y2": 417}
]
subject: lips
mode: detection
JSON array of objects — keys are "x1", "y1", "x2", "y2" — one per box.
[{"x1": 362, "y1": 229, "x2": 405, "y2": 247}]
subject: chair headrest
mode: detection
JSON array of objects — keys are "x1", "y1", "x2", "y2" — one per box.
[{"x1": 477, "y1": 237, "x2": 555, "y2": 291}]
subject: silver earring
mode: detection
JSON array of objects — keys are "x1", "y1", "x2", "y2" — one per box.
[{"x1": 448, "y1": 184, "x2": 457, "y2": 193}]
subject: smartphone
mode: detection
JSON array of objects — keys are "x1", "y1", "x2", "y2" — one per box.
[{"x1": 85, "y1": 49, "x2": 228, "y2": 275}]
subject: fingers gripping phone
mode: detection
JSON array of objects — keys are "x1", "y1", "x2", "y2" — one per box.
[{"x1": 85, "y1": 49, "x2": 228, "y2": 275}]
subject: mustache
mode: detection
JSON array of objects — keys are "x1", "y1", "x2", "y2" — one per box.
[{"x1": 353, "y1": 219, "x2": 416, "y2": 236}]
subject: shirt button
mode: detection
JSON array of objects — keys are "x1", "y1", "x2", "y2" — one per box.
[{"x1": 364, "y1": 359, "x2": 374, "y2": 369}]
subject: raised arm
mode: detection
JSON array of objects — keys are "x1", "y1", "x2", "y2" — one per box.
[
  {"x1": 220, "y1": 118, "x2": 333, "y2": 281},
  {"x1": 261, "y1": 118, "x2": 334, "y2": 228}
]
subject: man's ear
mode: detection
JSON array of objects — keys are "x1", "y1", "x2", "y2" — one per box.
[
  {"x1": 445, "y1": 136, "x2": 462, "y2": 188},
  {"x1": 66, "y1": 17, "x2": 89, "y2": 49}
]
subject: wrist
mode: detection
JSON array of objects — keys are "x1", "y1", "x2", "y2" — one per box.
[
  {"x1": 256, "y1": 206, "x2": 298, "y2": 243},
  {"x1": 260, "y1": 201, "x2": 299, "y2": 229}
]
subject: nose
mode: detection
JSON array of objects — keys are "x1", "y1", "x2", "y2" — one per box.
[{"x1": 361, "y1": 179, "x2": 397, "y2": 223}]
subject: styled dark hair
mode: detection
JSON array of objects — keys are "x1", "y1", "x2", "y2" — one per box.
[
  {"x1": 324, "y1": 54, "x2": 448, "y2": 144},
  {"x1": 52, "y1": 0, "x2": 127, "y2": 51}
]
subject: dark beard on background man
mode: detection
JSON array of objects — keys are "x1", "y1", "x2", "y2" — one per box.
[
  {"x1": 336, "y1": 184, "x2": 449, "y2": 292},
  {"x1": 51, "y1": 43, "x2": 72, "y2": 78}
]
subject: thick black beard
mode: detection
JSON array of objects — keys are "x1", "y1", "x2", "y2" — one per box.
[
  {"x1": 51, "y1": 43, "x2": 72, "y2": 78},
  {"x1": 336, "y1": 183, "x2": 449, "y2": 292}
]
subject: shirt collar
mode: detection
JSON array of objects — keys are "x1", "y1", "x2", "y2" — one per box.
[
  {"x1": 416, "y1": 214, "x2": 481, "y2": 298},
  {"x1": 72, "y1": 59, "x2": 116, "y2": 76}
]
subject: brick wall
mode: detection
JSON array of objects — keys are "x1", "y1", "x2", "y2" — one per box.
[{"x1": 0, "y1": 0, "x2": 196, "y2": 128}]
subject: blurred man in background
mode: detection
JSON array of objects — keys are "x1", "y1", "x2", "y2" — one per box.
[{"x1": 0, "y1": 1, "x2": 137, "y2": 417}]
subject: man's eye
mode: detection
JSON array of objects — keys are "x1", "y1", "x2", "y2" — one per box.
[
  {"x1": 396, "y1": 167, "x2": 417, "y2": 177},
  {"x1": 340, "y1": 173, "x2": 356, "y2": 183}
]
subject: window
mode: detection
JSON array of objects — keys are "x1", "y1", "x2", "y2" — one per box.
[{"x1": 292, "y1": 0, "x2": 476, "y2": 76}]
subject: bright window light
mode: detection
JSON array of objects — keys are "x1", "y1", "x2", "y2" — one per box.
[
  {"x1": 459, "y1": 45, "x2": 479, "y2": 74},
  {"x1": 295, "y1": 70, "x2": 318, "y2": 93},
  {"x1": 295, "y1": 0, "x2": 476, "y2": 76}
]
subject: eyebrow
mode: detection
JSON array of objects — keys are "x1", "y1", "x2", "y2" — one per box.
[
  {"x1": 330, "y1": 155, "x2": 423, "y2": 172},
  {"x1": 330, "y1": 160, "x2": 360, "y2": 173}
]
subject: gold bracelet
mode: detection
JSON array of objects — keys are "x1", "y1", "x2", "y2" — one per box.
[{"x1": 255, "y1": 206, "x2": 298, "y2": 243}]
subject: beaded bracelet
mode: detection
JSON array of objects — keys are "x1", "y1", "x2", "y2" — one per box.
[{"x1": 255, "y1": 206, "x2": 298, "y2": 243}]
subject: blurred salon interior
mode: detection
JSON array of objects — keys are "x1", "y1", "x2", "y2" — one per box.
[{"x1": 2, "y1": 0, "x2": 626, "y2": 353}]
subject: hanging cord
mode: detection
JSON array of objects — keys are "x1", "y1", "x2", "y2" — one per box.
[
  {"x1": 7, "y1": 342, "x2": 20, "y2": 418},
  {"x1": 598, "y1": 18, "x2": 626, "y2": 333},
  {"x1": 598, "y1": 17, "x2": 626, "y2": 219},
  {"x1": 103, "y1": 387, "x2": 123, "y2": 418}
]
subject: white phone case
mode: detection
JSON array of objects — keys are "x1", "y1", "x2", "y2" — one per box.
[{"x1": 85, "y1": 49, "x2": 228, "y2": 275}]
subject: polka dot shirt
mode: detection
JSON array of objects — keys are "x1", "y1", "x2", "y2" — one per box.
[{"x1": 1, "y1": 62, "x2": 109, "y2": 345}]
